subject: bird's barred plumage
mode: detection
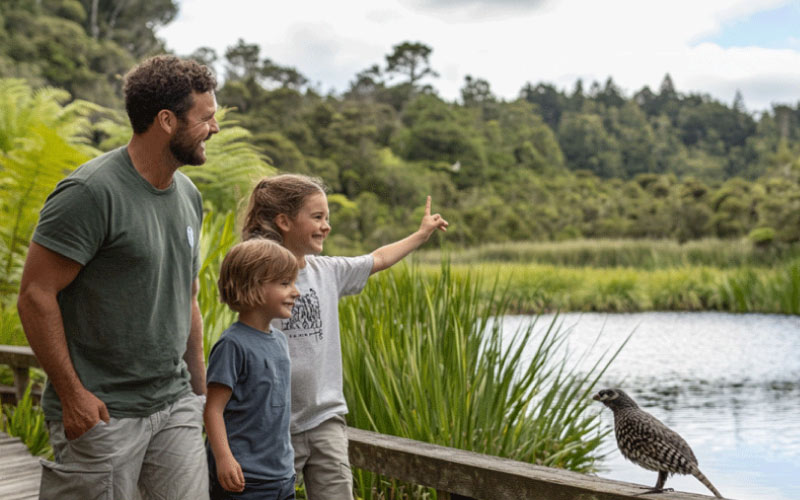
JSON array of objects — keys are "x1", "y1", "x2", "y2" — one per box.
[{"x1": 593, "y1": 388, "x2": 723, "y2": 498}]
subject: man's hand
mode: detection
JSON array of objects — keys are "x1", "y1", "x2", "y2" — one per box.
[
  {"x1": 418, "y1": 195, "x2": 449, "y2": 241},
  {"x1": 217, "y1": 454, "x2": 245, "y2": 492},
  {"x1": 61, "y1": 387, "x2": 110, "y2": 440}
]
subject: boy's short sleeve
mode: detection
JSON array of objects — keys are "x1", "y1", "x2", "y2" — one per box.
[
  {"x1": 32, "y1": 179, "x2": 106, "y2": 265},
  {"x1": 206, "y1": 336, "x2": 244, "y2": 390}
]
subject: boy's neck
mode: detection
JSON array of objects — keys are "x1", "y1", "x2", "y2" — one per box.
[{"x1": 238, "y1": 310, "x2": 275, "y2": 333}]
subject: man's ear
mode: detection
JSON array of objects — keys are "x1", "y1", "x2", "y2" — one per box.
[
  {"x1": 275, "y1": 214, "x2": 291, "y2": 233},
  {"x1": 156, "y1": 109, "x2": 178, "y2": 135}
]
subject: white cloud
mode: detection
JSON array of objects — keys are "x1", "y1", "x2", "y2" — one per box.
[{"x1": 158, "y1": 0, "x2": 800, "y2": 111}]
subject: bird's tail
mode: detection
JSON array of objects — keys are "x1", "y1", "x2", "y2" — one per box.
[{"x1": 691, "y1": 467, "x2": 723, "y2": 498}]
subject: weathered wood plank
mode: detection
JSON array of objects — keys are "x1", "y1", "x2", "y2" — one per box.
[
  {"x1": 347, "y1": 427, "x2": 720, "y2": 500},
  {"x1": 0, "y1": 432, "x2": 41, "y2": 499},
  {"x1": 0, "y1": 345, "x2": 40, "y2": 403},
  {"x1": 0, "y1": 345, "x2": 38, "y2": 368}
]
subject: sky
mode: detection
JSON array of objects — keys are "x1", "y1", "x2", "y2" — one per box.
[{"x1": 158, "y1": 0, "x2": 800, "y2": 113}]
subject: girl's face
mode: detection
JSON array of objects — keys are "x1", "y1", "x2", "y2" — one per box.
[{"x1": 281, "y1": 191, "x2": 330, "y2": 257}]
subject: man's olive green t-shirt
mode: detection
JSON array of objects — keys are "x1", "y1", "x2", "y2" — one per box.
[{"x1": 33, "y1": 146, "x2": 203, "y2": 420}]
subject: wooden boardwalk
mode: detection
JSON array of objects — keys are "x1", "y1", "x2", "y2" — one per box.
[{"x1": 0, "y1": 432, "x2": 40, "y2": 500}]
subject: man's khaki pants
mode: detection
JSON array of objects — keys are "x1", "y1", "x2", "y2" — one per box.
[{"x1": 40, "y1": 394, "x2": 209, "y2": 500}]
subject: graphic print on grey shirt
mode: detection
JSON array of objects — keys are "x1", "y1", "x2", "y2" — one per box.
[{"x1": 281, "y1": 289, "x2": 322, "y2": 341}]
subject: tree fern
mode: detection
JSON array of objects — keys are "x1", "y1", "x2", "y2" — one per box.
[
  {"x1": 0, "y1": 79, "x2": 102, "y2": 301},
  {"x1": 182, "y1": 108, "x2": 274, "y2": 213}
]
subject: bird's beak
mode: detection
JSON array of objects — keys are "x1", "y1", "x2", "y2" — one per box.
[{"x1": 592, "y1": 393, "x2": 601, "y2": 401}]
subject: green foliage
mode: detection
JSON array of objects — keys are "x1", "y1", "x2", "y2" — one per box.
[
  {"x1": 748, "y1": 227, "x2": 775, "y2": 247},
  {"x1": 440, "y1": 261, "x2": 800, "y2": 315},
  {"x1": 0, "y1": 2, "x2": 135, "y2": 106},
  {"x1": 341, "y1": 264, "x2": 620, "y2": 498},
  {"x1": 0, "y1": 305, "x2": 26, "y2": 346},
  {"x1": 384, "y1": 41, "x2": 438, "y2": 88},
  {"x1": 0, "y1": 78, "x2": 101, "y2": 301},
  {"x1": 207, "y1": 38, "x2": 800, "y2": 249},
  {"x1": 416, "y1": 238, "x2": 800, "y2": 269},
  {"x1": 74, "y1": 0, "x2": 177, "y2": 58},
  {"x1": 182, "y1": 108, "x2": 275, "y2": 213},
  {"x1": 197, "y1": 211, "x2": 239, "y2": 361},
  {"x1": 6, "y1": 3, "x2": 800, "y2": 249},
  {"x1": 2, "y1": 383, "x2": 53, "y2": 458}
]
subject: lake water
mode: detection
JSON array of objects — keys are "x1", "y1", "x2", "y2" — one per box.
[{"x1": 501, "y1": 312, "x2": 800, "y2": 500}]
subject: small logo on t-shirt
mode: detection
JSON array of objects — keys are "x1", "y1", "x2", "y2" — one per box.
[{"x1": 186, "y1": 225, "x2": 194, "y2": 249}]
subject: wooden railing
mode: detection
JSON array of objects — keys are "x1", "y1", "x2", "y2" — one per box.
[
  {"x1": 347, "y1": 427, "x2": 718, "y2": 500},
  {"x1": 0, "y1": 345, "x2": 39, "y2": 404},
  {"x1": 1, "y1": 345, "x2": 719, "y2": 499}
]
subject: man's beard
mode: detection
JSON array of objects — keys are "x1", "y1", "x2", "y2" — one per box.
[{"x1": 169, "y1": 123, "x2": 207, "y2": 166}]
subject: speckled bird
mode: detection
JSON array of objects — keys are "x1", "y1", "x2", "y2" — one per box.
[{"x1": 593, "y1": 388, "x2": 723, "y2": 498}]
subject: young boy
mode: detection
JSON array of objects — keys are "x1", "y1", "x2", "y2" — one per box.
[{"x1": 204, "y1": 238, "x2": 300, "y2": 500}]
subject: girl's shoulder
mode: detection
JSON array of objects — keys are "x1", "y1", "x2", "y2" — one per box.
[
  {"x1": 305, "y1": 254, "x2": 371, "y2": 269},
  {"x1": 304, "y1": 254, "x2": 373, "y2": 292}
]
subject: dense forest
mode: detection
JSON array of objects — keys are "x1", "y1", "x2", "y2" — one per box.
[{"x1": 3, "y1": 0, "x2": 800, "y2": 254}]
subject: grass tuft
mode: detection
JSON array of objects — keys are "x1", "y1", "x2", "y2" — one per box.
[{"x1": 341, "y1": 262, "x2": 623, "y2": 498}]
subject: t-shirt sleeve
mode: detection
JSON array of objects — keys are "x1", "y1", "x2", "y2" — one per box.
[
  {"x1": 32, "y1": 179, "x2": 106, "y2": 266},
  {"x1": 206, "y1": 336, "x2": 244, "y2": 390},
  {"x1": 330, "y1": 254, "x2": 374, "y2": 297}
]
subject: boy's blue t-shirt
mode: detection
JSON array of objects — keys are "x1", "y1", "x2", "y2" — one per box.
[{"x1": 206, "y1": 321, "x2": 293, "y2": 481}]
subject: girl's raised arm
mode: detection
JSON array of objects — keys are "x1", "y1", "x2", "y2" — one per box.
[{"x1": 370, "y1": 196, "x2": 448, "y2": 274}]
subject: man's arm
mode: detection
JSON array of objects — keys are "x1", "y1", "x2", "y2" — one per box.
[
  {"x1": 370, "y1": 196, "x2": 448, "y2": 274},
  {"x1": 184, "y1": 279, "x2": 206, "y2": 395},
  {"x1": 17, "y1": 242, "x2": 109, "y2": 439}
]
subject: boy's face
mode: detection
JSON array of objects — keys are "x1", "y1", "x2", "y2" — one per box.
[
  {"x1": 283, "y1": 191, "x2": 330, "y2": 256},
  {"x1": 260, "y1": 278, "x2": 300, "y2": 320}
]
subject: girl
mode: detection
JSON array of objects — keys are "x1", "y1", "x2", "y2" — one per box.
[{"x1": 242, "y1": 174, "x2": 448, "y2": 500}]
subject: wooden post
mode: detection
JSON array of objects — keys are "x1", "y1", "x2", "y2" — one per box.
[
  {"x1": 13, "y1": 366, "x2": 29, "y2": 402},
  {"x1": 0, "y1": 345, "x2": 40, "y2": 405}
]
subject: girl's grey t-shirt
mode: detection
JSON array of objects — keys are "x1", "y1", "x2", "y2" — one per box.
[
  {"x1": 271, "y1": 254, "x2": 373, "y2": 434},
  {"x1": 206, "y1": 322, "x2": 293, "y2": 480}
]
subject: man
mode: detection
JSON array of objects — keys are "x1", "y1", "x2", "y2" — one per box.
[{"x1": 17, "y1": 55, "x2": 219, "y2": 499}]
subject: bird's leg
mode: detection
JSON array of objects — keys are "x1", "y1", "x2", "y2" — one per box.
[
  {"x1": 655, "y1": 471, "x2": 667, "y2": 490},
  {"x1": 636, "y1": 471, "x2": 675, "y2": 495}
]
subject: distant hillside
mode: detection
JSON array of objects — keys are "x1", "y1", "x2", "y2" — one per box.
[{"x1": 2, "y1": 3, "x2": 799, "y2": 249}]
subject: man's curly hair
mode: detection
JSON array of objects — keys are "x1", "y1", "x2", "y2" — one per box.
[{"x1": 123, "y1": 55, "x2": 217, "y2": 134}]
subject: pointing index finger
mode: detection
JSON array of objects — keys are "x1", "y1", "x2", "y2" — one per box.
[{"x1": 425, "y1": 195, "x2": 431, "y2": 215}]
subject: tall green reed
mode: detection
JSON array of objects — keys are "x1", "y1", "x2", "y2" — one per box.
[
  {"x1": 198, "y1": 211, "x2": 239, "y2": 360},
  {"x1": 444, "y1": 262, "x2": 800, "y2": 314},
  {"x1": 2, "y1": 382, "x2": 52, "y2": 458},
  {"x1": 341, "y1": 262, "x2": 622, "y2": 499},
  {"x1": 417, "y1": 238, "x2": 800, "y2": 269}
]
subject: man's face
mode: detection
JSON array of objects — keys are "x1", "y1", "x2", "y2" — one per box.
[{"x1": 169, "y1": 91, "x2": 219, "y2": 166}]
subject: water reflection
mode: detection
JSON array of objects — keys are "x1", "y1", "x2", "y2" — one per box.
[{"x1": 501, "y1": 312, "x2": 800, "y2": 500}]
